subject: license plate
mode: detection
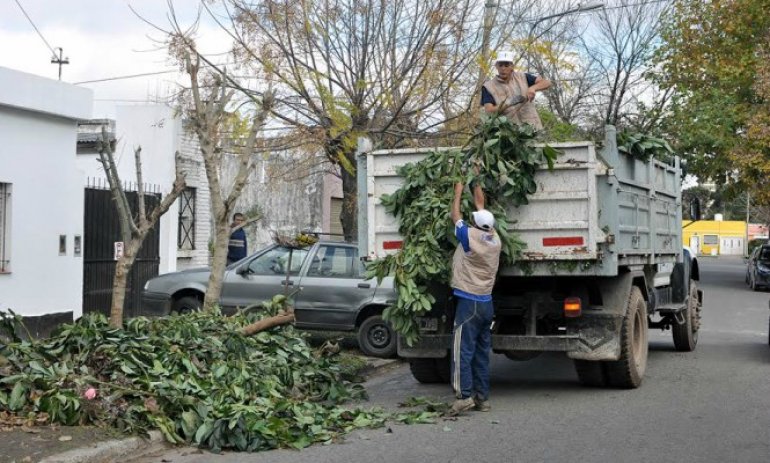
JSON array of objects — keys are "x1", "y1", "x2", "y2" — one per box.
[{"x1": 418, "y1": 317, "x2": 438, "y2": 332}]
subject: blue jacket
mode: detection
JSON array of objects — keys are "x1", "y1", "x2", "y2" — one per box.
[{"x1": 227, "y1": 228, "x2": 248, "y2": 262}]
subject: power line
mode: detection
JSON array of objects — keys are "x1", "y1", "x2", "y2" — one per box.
[
  {"x1": 74, "y1": 70, "x2": 180, "y2": 85},
  {"x1": 13, "y1": 0, "x2": 56, "y2": 57}
]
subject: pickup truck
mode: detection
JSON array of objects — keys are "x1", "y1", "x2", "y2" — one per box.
[{"x1": 357, "y1": 125, "x2": 702, "y2": 388}]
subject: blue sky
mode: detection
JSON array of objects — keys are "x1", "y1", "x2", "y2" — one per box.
[{"x1": 1, "y1": 0, "x2": 231, "y2": 117}]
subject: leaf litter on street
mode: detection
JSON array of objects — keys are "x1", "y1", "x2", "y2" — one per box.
[{"x1": 0, "y1": 300, "x2": 440, "y2": 453}]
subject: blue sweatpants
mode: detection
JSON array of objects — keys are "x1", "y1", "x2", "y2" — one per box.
[{"x1": 451, "y1": 297, "x2": 494, "y2": 400}]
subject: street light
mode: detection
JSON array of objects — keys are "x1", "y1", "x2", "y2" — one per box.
[{"x1": 527, "y1": 1, "x2": 605, "y2": 70}]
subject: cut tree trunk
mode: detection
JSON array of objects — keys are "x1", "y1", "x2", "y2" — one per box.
[{"x1": 240, "y1": 310, "x2": 295, "y2": 336}]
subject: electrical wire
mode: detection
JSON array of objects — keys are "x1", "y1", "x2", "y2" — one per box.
[{"x1": 12, "y1": 0, "x2": 57, "y2": 57}]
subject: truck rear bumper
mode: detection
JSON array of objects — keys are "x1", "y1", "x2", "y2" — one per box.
[{"x1": 399, "y1": 314, "x2": 623, "y2": 361}]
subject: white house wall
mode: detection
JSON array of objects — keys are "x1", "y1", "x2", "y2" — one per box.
[
  {"x1": 75, "y1": 105, "x2": 181, "y2": 274},
  {"x1": 0, "y1": 67, "x2": 92, "y2": 322}
]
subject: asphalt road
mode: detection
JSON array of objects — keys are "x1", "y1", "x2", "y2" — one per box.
[{"x1": 133, "y1": 256, "x2": 770, "y2": 463}]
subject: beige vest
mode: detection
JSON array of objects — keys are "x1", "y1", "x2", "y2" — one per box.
[
  {"x1": 483, "y1": 73, "x2": 543, "y2": 130},
  {"x1": 451, "y1": 227, "x2": 502, "y2": 296}
]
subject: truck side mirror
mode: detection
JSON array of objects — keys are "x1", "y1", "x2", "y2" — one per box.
[{"x1": 689, "y1": 198, "x2": 701, "y2": 221}]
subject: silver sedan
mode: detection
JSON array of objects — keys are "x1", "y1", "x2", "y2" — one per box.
[{"x1": 142, "y1": 240, "x2": 397, "y2": 357}]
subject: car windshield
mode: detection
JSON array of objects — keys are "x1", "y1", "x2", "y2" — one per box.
[
  {"x1": 247, "y1": 246, "x2": 309, "y2": 276},
  {"x1": 759, "y1": 247, "x2": 770, "y2": 261}
]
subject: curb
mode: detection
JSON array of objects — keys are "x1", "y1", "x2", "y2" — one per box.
[{"x1": 39, "y1": 431, "x2": 168, "y2": 463}]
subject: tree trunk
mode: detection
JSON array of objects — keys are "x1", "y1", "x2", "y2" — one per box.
[
  {"x1": 109, "y1": 244, "x2": 139, "y2": 328},
  {"x1": 340, "y1": 151, "x2": 358, "y2": 242},
  {"x1": 203, "y1": 223, "x2": 232, "y2": 310}
]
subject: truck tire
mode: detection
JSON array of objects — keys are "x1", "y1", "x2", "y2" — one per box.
[
  {"x1": 673, "y1": 282, "x2": 700, "y2": 352},
  {"x1": 357, "y1": 315, "x2": 397, "y2": 358},
  {"x1": 409, "y1": 357, "x2": 450, "y2": 384},
  {"x1": 605, "y1": 286, "x2": 648, "y2": 388},
  {"x1": 574, "y1": 360, "x2": 608, "y2": 387}
]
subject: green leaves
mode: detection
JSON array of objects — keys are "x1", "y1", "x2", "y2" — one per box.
[
  {"x1": 0, "y1": 309, "x2": 425, "y2": 452},
  {"x1": 373, "y1": 116, "x2": 556, "y2": 342},
  {"x1": 617, "y1": 130, "x2": 674, "y2": 162}
]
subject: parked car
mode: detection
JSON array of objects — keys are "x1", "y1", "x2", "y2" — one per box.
[
  {"x1": 745, "y1": 244, "x2": 770, "y2": 291},
  {"x1": 142, "y1": 240, "x2": 397, "y2": 357}
]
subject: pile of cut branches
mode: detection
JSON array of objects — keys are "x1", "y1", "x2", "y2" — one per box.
[
  {"x1": 0, "y1": 299, "x2": 437, "y2": 452},
  {"x1": 367, "y1": 116, "x2": 558, "y2": 345}
]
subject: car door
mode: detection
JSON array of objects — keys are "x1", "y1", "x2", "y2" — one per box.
[
  {"x1": 220, "y1": 245, "x2": 310, "y2": 312},
  {"x1": 293, "y1": 243, "x2": 375, "y2": 330}
]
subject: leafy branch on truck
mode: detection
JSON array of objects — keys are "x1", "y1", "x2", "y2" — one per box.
[{"x1": 365, "y1": 116, "x2": 558, "y2": 345}]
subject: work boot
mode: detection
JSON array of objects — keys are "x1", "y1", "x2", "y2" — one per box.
[
  {"x1": 448, "y1": 397, "x2": 475, "y2": 416},
  {"x1": 474, "y1": 397, "x2": 491, "y2": 412}
]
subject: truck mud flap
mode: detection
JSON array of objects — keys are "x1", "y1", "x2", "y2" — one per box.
[{"x1": 566, "y1": 315, "x2": 623, "y2": 361}]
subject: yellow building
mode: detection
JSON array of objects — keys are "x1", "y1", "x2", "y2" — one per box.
[{"x1": 682, "y1": 220, "x2": 746, "y2": 256}]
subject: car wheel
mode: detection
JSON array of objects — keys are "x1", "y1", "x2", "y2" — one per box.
[
  {"x1": 357, "y1": 315, "x2": 397, "y2": 358},
  {"x1": 172, "y1": 296, "x2": 202, "y2": 314}
]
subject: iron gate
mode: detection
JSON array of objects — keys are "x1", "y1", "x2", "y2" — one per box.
[{"x1": 83, "y1": 183, "x2": 161, "y2": 319}]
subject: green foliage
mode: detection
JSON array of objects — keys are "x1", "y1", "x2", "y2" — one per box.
[
  {"x1": 616, "y1": 130, "x2": 674, "y2": 162},
  {"x1": 367, "y1": 116, "x2": 558, "y2": 345},
  {"x1": 0, "y1": 307, "x2": 438, "y2": 452},
  {"x1": 538, "y1": 109, "x2": 585, "y2": 142}
]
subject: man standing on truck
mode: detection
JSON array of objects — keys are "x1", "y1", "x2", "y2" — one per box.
[
  {"x1": 449, "y1": 181, "x2": 502, "y2": 415},
  {"x1": 481, "y1": 50, "x2": 552, "y2": 130}
]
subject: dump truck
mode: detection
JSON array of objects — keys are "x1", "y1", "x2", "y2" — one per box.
[{"x1": 356, "y1": 125, "x2": 702, "y2": 388}]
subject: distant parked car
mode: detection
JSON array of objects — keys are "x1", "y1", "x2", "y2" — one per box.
[
  {"x1": 142, "y1": 240, "x2": 397, "y2": 357},
  {"x1": 745, "y1": 244, "x2": 770, "y2": 291}
]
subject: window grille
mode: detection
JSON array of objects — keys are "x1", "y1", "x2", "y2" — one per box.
[{"x1": 177, "y1": 187, "x2": 196, "y2": 250}]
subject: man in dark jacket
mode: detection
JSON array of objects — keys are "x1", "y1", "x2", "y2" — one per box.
[{"x1": 227, "y1": 213, "x2": 248, "y2": 265}]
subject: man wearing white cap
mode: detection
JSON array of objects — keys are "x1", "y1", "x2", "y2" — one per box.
[
  {"x1": 448, "y1": 181, "x2": 502, "y2": 416},
  {"x1": 481, "y1": 50, "x2": 552, "y2": 130}
]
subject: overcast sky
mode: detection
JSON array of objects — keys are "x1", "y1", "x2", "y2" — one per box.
[{"x1": 0, "y1": 0, "x2": 232, "y2": 117}]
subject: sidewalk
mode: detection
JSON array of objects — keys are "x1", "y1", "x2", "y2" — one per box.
[{"x1": 1, "y1": 355, "x2": 402, "y2": 463}]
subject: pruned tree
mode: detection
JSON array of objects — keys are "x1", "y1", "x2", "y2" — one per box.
[
  {"x1": 95, "y1": 130, "x2": 186, "y2": 328},
  {"x1": 173, "y1": 44, "x2": 273, "y2": 311},
  {"x1": 580, "y1": 0, "x2": 670, "y2": 130}
]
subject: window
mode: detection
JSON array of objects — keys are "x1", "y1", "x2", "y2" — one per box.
[
  {"x1": 703, "y1": 234, "x2": 719, "y2": 245},
  {"x1": 307, "y1": 245, "x2": 363, "y2": 278},
  {"x1": 177, "y1": 187, "x2": 196, "y2": 250},
  {"x1": 247, "y1": 246, "x2": 309, "y2": 276},
  {"x1": 0, "y1": 183, "x2": 10, "y2": 272},
  {"x1": 759, "y1": 247, "x2": 770, "y2": 261}
]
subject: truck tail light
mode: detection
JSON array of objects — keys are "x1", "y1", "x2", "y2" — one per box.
[{"x1": 564, "y1": 297, "x2": 582, "y2": 318}]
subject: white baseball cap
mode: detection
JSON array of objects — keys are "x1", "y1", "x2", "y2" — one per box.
[
  {"x1": 494, "y1": 50, "x2": 515, "y2": 64},
  {"x1": 472, "y1": 209, "x2": 495, "y2": 231}
]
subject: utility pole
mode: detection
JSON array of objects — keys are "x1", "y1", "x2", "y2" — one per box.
[
  {"x1": 745, "y1": 191, "x2": 750, "y2": 257},
  {"x1": 51, "y1": 47, "x2": 69, "y2": 81}
]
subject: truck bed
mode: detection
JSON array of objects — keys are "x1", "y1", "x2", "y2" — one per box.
[{"x1": 358, "y1": 127, "x2": 683, "y2": 277}]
